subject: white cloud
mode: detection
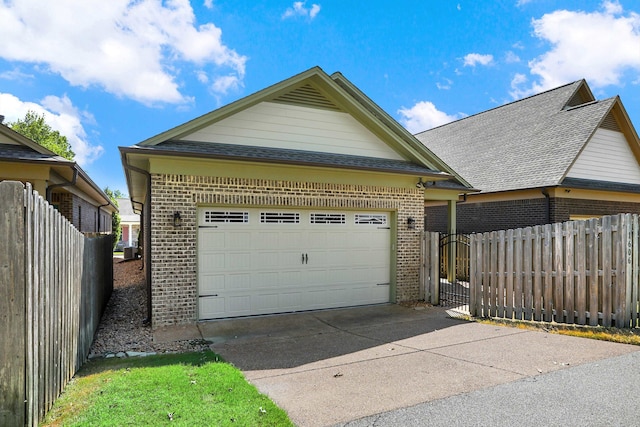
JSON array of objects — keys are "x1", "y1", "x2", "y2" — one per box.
[
  {"x1": 211, "y1": 75, "x2": 242, "y2": 94},
  {"x1": 0, "y1": 68, "x2": 34, "y2": 81},
  {"x1": 282, "y1": 2, "x2": 321, "y2": 20},
  {"x1": 436, "y1": 78, "x2": 453, "y2": 90},
  {"x1": 203, "y1": 0, "x2": 213, "y2": 9},
  {"x1": 463, "y1": 53, "x2": 494, "y2": 67},
  {"x1": 512, "y1": 1, "x2": 640, "y2": 97},
  {"x1": 0, "y1": 93, "x2": 103, "y2": 165},
  {"x1": 505, "y1": 51, "x2": 521, "y2": 63},
  {"x1": 0, "y1": 0, "x2": 247, "y2": 105},
  {"x1": 398, "y1": 101, "x2": 462, "y2": 133}
]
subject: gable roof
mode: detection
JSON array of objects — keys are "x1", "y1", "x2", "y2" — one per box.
[
  {"x1": 0, "y1": 123, "x2": 116, "y2": 212},
  {"x1": 125, "y1": 67, "x2": 472, "y2": 188},
  {"x1": 0, "y1": 122, "x2": 73, "y2": 164},
  {"x1": 414, "y1": 80, "x2": 638, "y2": 194}
]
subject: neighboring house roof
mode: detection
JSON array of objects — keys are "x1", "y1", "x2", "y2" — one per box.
[
  {"x1": 116, "y1": 197, "x2": 139, "y2": 223},
  {"x1": 0, "y1": 142, "x2": 73, "y2": 164},
  {"x1": 0, "y1": 123, "x2": 117, "y2": 213},
  {"x1": 121, "y1": 66, "x2": 475, "y2": 206},
  {"x1": 414, "y1": 80, "x2": 640, "y2": 194}
]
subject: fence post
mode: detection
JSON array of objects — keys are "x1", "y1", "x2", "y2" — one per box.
[
  {"x1": 0, "y1": 181, "x2": 26, "y2": 426},
  {"x1": 623, "y1": 214, "x2": 634, "y2": 327},
  {"x1": 469, "y1": 234, "x2": 476, "y2": 316},
  {"x1": 431, "y1": 232, "x2": 439, "y2": 305}
]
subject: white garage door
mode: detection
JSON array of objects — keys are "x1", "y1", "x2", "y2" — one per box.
[{"x1": 197, "y1": 208, "x2": 391, "y2": 319}]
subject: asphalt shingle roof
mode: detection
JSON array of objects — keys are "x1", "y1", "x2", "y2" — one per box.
[
  {"x1": 414, "y1": 81, "x2": 616, "y2": 193},
  {"x1": 139, "y1": 140, "x2": 450, "y2": 177},
  {"x1": 0, "y1": 143, "x2": 70, "y2": 163}
]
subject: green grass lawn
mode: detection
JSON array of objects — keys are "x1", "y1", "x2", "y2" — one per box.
[{"x1": 41, "y1": 351, "x2": 293, "y2": 427}]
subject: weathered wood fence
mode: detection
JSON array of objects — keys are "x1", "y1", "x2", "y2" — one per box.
[
  {"x1": 0, "y1": 181, "x2": 113, "y2": 427},
  {"x1": 420, "y1": 231, "x2": 439, "y2": 304},
  {"x1": 468, "y1": 214, "x2": 640, "y2": 328}
]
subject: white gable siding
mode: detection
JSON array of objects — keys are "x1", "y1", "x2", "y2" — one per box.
[
  {"x1": 567, "y1": 128, "x2": 640, "y2": 184},
  {"x1": 180, "y1": 101, "x2": 405, "y2": 160}
]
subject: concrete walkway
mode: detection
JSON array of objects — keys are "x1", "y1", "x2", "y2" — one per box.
[{"x1": 154, "y1": 305, "x2": 639, "y2": 427}]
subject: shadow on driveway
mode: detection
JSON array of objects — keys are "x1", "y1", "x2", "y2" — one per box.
[
  {"x1": 197, "y1": 304, "x2": 464, "y2": 370},
  {"x1": 193, "y1": 304, "x2": 638, "y2": 427}
]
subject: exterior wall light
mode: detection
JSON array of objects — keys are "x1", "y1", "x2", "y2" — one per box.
[
  {"x1": 407, "y1": 217, "x2": 416, "y2": 230},
  {"x1": 173, "y1": 211, "x2": 183, "y2": 227},
  {"x1": 416, "y1": 178, "x2": 434, "y2": 189}
]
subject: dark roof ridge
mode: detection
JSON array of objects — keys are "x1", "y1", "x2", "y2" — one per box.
[{"x1": 414, "y1": 79, "x2": 586, "y2": 136}]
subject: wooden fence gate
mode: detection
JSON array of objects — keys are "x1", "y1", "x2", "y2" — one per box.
[
  {"x1": 421, "y1": 231, "x2": 471, "y2": 313},
  {"x1": 438, "y1": 233, "x2": 471, "y2": 312}
]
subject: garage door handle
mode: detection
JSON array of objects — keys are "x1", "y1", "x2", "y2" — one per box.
[{"x1": 302, "y1": 253, "x2": 309, "y2": 264}]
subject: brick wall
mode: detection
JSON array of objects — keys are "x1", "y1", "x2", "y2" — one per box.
[
  {"x1": 426, "y1": 198, "x2": 548, "y2": 233},
  {"x1": 426, "y1": 196, "x2": 640, "y2": 233},
  {"x1": 551, "y1": 198, "x2": 640, "y2": 222},
  {"x1": 150, "y1": 174, "x2": 425, "y2": 327},
  {"x1": 50, "y1": 191, "x2": 112, "y2": 234}
]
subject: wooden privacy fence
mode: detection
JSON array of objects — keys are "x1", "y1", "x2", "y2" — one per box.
[
  {"x1": 420, "y1": 231, "x2": 440, "y2": 304},
  {"x1": 469, "y1": 214, "x2": 640, "y2": 328},
  {"x1": 0, "y1": 181, "x2": 113, "y2": 427}
]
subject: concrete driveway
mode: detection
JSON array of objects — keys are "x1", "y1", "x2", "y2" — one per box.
[{"x1": 157, "y1": 305, "x2": 638, "y2": 427}]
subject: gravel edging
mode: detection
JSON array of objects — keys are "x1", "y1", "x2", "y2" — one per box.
[{"x1": 88, "y1": 258, "x2": 210, "y2": 358}]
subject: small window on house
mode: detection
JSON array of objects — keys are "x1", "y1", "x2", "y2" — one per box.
[
  {"x1": 204, "y1": 211, "x2": 249, "y2": 223},
  {"x1": 355, "y1": 214, "x2": 388, "y2": 225},
  {"x1": 78, "y1": 205, "x2": 82, "y2": 230},
  {"x1": 260, "y1": 212, "x2": 300, "y2": 224},
  {"x1": 310, "y1": 213, "x2": 346, "y2": 224}
]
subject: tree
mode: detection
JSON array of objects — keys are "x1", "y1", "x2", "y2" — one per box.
[
  {"x1": 104, "y1": 187, "x2": 123, "y2": 249},
  {"x1": 9, "y1": 110, "x2": 75, "y2": 160}
]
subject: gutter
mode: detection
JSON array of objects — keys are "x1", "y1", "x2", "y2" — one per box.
[
  {"x1": 97, "y1": 202, "x2": 111, "y2": 233},
  {"x1": 46, "y1": 167, "x2": 78, "y2": 202}
]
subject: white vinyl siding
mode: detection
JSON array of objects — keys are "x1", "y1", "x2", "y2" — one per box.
[
  {"x1": 181, "y1": 101, "x2": 405, "y2": 160},
  {"x1": 567, "y1": 128, "x2": 640, "y2": 185}
]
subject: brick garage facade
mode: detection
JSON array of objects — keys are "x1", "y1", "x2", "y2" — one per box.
[
  {"x1": 150, "y1": 173, "x2": 425, "y2": 327},
  {"x1": 426, "y1": 196, "x2": 640, "y2": 234}
]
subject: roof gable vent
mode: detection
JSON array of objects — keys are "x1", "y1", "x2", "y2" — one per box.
[
  {"x1": 600, "y1": 112, "x2": 621, "y2": 132},
  {"x1": 565, "y1": 83, "x2": 595, "y2": 109},
  {"x1": 272, "y1": 83, "x2": 342, "y2": 111}
]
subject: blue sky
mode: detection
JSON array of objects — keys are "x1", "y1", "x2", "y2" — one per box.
[{"x1": 1, "y1": 0, "x2": 639, "y2": 195}]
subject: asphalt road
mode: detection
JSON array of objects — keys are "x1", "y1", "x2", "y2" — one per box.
[{"x1": 338, "y1": 350, "x2": 640, "y2": 427}]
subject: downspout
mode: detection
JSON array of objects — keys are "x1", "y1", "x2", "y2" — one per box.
[
  {"x1": 541, "y1": 188, "x2": 551, "y2": 224},
  {"x1": 46, "y1": 166, "x2": 78, "y2": 203},
  {"x1": 97, "y1": 202, "x2": 111, "y2": 234},
  {"x1": 123, "y1": 162, "x2": 153, "y2": 324}
]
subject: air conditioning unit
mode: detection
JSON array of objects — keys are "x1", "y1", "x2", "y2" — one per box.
[{"x1": 124, "y1": 247, "x2": 139, "y2": 260}]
